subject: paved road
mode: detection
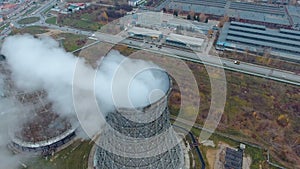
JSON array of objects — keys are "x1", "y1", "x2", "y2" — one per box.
[
  {"x1": 0, "y1": 0, "x2": 56, "y2": 40},
  {"x1": 2, "y1": 1, "x2": 299, "y2": 86},
  {"x1": 91, "y1": 32, "x2": 300, "y2": 86}
]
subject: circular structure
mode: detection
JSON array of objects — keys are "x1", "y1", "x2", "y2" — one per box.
[
  {"x1": 94, "y1": 74, "x2": 185, "y2": 169},
  {"x1": 0, "y1": 59, "x2": 76, "y2": 156},
  {"x1": 9, "y1": 94, "x2": 77, "y2": 156}
]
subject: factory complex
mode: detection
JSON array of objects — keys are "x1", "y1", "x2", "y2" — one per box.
[{"x1": 217, "y1": 21, "x2": 300, "y2": 62}]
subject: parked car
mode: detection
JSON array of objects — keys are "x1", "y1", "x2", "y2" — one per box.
[{"x1": 233, "y1": 60, "x2": 240, "y2": 65}]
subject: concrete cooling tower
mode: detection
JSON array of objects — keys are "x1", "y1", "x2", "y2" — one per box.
[
  {"x1": 0, "y1": 57, "x2": 76, "y2": 156},
  {"x1": 94, "y1": 75, "x2": 185, "y2": 169}
]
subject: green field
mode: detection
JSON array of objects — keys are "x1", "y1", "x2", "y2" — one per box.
[
  {"x1": 10, "y1": 27, "x2": 87, "y2": 52},
  {"x1": 58, "y1": 17, "x2": 102, "y2": 31},
  {"x1": 46, "y1": 17, "x2": 57, "y2": 25},
  {"x1": 191, "y1": 128, "x2": 275, "y2": 169},
  {"x1": 11, "y1": 26, "x2": 48, "y2": 35},
  {"x1": 161, "y1": 50, "x2": 299, "y2": 168},
  {"x1": 17, "y1": 17, "x2": 40, "y2": 24},
  {"x1": 52, "y1": 33, "x2": 87, "y2": 52},
  {"x1": 25, "y1": 140, "x2": 93, "y2": 169},
  {"x1": 221, "y1": 50, "x2": 300, "y2": 74}
]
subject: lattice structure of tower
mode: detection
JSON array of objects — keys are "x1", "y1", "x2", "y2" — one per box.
[{"x1": 94, "y1": 78, "x2": 185, "y2": 169}]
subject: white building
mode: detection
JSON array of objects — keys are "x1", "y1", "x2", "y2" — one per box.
[
  {"x1": 128, "y1": 0, "x2": 146, "y2": 6},
  {"x1": 166, "y1": 33, "x2": 205, "y2": 49},
  {"x1": 128, "y1": 27, "x2": 163, "y2": 40}
]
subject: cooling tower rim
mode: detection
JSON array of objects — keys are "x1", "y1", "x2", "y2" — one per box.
[
  {"x1": 9, "y1": 125, "x2": 78, "y2": 148},
  {"x1": 117, "y1": 73, "x2": 172, "y2": 111}
]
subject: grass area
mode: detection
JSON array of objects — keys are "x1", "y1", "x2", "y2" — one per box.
[
  {"x1": 184, "y1": 134, "x2": 204, "y2": 169},
  {"x1": 52, "y1": 33, "x2": 87, "y2": 52},
  {"x1": 165, "y1": 55, "x2": 299, "y2": 168},
  {"x1": 46, "y1": 17, "x2": 57, "y2": 25},
  {"x1": 17, "y1": 17, "x2": 40, "y2": 24},
  {"x1": 112, "y1": 45, "x2": 138, "y2": 56},
  {"x1": 10, "y1": 26, "x2": 87, "y2": 52},
  {"x1": 11, "y1": 26, "x2": 48, "y2": 35},
  {"x1": 25, "y1": 140, "x2": 93, "y2": 169},
  {"x1": 191, "y1": 128, "x2": 271, "y2": 169},
  {"x1": 58, "y1": 17, "x2": 102, "y2": 31},
  {"x1": 221, "y1": 50, "x2": 300, "y2": 74},
  {"x1": 112, "y1": 43, "x2": 298, "y2": 168}
]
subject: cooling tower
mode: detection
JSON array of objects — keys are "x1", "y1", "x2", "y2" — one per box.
[
  {"x1": 0, "y1": 58, "x2": 76, "y2": 156},
  {"x1": 94, "y1": 76, "x2": 185, "y2": 169}
]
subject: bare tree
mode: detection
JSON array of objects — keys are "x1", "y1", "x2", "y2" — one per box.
[
  {"x1": 199, "y1": 13, "x2": 207, "y2": 22},
  {"x1": 218, "y1": 15, "x2": 229, "y2": 28}
]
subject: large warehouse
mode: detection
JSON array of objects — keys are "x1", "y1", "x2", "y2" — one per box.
[
  {"x1": 128, "y1": 27, "x2": 163, "y2": 41},
  {"x1": 165, "y1": 33, "x2": 205, "y2": 51},
  {"x1": 157, "y1": 0, "x2": 298, "y2": 29},
  {"x1": 217, "y1": 21, "x2": 300, "y2": 62}
]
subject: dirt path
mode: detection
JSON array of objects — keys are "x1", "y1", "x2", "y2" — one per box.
[{"x1": 206, "y1": 149, "x2": 217, "y2": 169}]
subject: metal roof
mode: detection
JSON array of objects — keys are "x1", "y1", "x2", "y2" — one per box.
[
  {"x1": 218, "y1": 21, "x2": 300, "y2": 58},
  {"x1": 229, "y1": 2, "x2": 285, "y2": 15},
  {"x1": 128, "y1": 27, "x2": 162, "y2": 37},
  {"x1": 286, "y1": 5, "x2": 300, "y2": 26},
  {"x1": 226, "y1": 35, "x2": 300, "y2": 53},
  {"x1": 163, "y1": 0, "x2": 290, "y2": 25},
  {"x1": 230, "y1": 21, "x2": 266, "y2": 30},
  {"x1": 173, "y1": 0, "x2": 226, "y2": 8},
  {"x1": 280, "y1": 28, "x2": 300, "y2": 36},
  {"x1": 229, "y1": 26, "x2": 300, "y2": 41},
  {"x1": 227, "y1": 30, "x2": 300, "y2": 47},
  {"x1": 218, "y1": 22, "x2": 300, "y2": 53},
  {"x1": 167, "y1": 33, "x2": 204, "y2": 47},
  {"x1": 224, "y1": 148, "x2": 243, "y2": 169}
]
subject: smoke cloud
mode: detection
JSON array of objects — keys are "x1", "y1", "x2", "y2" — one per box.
[{"x1": 0, "y1": 34, "x2": 169, "y2": 168}]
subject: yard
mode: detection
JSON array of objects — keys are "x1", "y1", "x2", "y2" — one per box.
[
  {"x1": 17, "y1": 17, "x2": 40, "y2": 25},
  {"x1": 25, "y1": 140, "x2": 93, "y2": 169}
]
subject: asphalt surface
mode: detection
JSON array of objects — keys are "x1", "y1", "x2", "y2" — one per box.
[
  {"x1": 92, "y1": 32, "x2": 300, "y2": 86},
  {"x1": 1, "y1": 1, "x2": 299, "y2": 87}
]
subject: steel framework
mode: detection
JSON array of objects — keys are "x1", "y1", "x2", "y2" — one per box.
[{"x1": 94, "y1": 80, "x2": 184, "y2": 169}]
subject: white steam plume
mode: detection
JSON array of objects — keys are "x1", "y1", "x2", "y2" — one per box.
[{"x1": 0, "y1": 34, "x2": 169, "y2": 168}]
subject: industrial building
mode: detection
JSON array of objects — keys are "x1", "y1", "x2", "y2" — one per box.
[
  {"x1": 128, "y1": 0, "x2": 146, "y2": 6},
  {"x1": 157, "y1": 0, "x2": 300, "y2": 29},
  {"x1": 94, "y1": 75, "x2": 185, "y2": 169},
  {"x1": 165, "y1": 33, "x2": 205, "y2": 50},
  {"x1": 217, "y1": 21, "x2": 300, "y2": 62},
  {"x1": 286, "y1": 6, "x2": 300, "y2": 30},
  {"x1": 224, "y1": 147, "x2": 243, "y2": 169},
  {"x1": 67, "y1": 3, "x2": 87, "y2": 12},
  {"x1": 128, "y1": 27, "x2": 163, "y2": 41},
  {"x1": 133, "y1": 12, "x2": 214, "y2": 34}
]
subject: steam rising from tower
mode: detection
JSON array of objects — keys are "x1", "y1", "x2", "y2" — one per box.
[
  {"x1": 94, "y1": 74, "x2": 185, "y2": 169},
  {"x1": 0, "y1": 34, "x2": 182, "y2": 168}
]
